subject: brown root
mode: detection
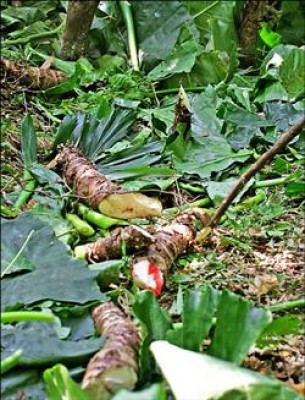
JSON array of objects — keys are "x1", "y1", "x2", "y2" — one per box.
[
  {"x1": 75, "y1": 225, "x2": 154, "y2": 262},
  {"x1": 131, "y1": 209, "x2": 210, "y2": 295},
  {"x1": 52, "y1": 145, "x2": 162, "y2": 219},
  {"x1": 0, "y1": 58, "x2": 66, "y2": 90},
  {"x1": 82, "y1": 302, "x2": 141, "y2": 399}
]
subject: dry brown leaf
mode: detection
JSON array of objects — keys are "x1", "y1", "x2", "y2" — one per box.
[{"x1": 254, "y1": 274, "x2": 279, "y2": 296}]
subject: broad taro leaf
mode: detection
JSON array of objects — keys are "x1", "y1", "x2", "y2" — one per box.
[
  {"x1": 277, "y1": 0, "x2": 305, "y2": 46},
  {"x1": 1, "y1": 216, "x2": 44, "y2": 277},
  {"x1": 263, "y1": 101, "x2": 305, "y2": 142},
  {"x1": 21, "y1": 114, "x2": 37, "y2": 168},
  {"x1": 166, "y1": 49, "x2": 233, "y2": 88},
  {"x1": 1, "y1": 321, "x2": 104, "y2": 367},
  {"x1": 44, "y1": 364, "x2": 91, "y2": 400},
  {"x1": 147, "y1": 23, "x2": 201, "y2": 82},
  {"x1": 207, "y1": 178, "x2": 255, "y2": 206},
  {"x1": 167, "y1": 128, "x2": 252, "y2": 180},
  {"x1": 279, "y1": 47, "x2": 305, "y2": 99},
  {"x1": 132, "y1": 1, "x2": 197, "y2": 70},
  {"x1": 183, "y1": 1, "x2": 240, "y2": 56},
  {"x1": 1, "y1": 213, "x2": 105, "y2": 311},
  {"x1": 208, "y1": 289, "x2": 272, "y2": 365},
  {"x1": 150, "y1": 341, "x2": 300, "y2": 400},
  {"x1": 223, "y1": 102, "x2": 274, "y2": 150},
  {"x1": 1, "y1": 369, "x2": 41, "y2": 398}
]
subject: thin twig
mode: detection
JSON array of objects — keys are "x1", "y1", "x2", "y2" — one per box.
[{"x1": 210, "y1": 116, "x2": 305, "y2": 227}]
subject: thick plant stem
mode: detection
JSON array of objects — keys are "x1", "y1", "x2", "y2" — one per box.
[
  {"x1": 132, "y1": 209, "x2": 210, "y2": 296},
  {"x1": 119, "y1": 1, "x2": 139, "y2": 71},
  {"x1": 269, "y1": 299, "x2": 305, "y2": 312},
  {"x1": 74, "y1": 225, "x2": 154, "y2": 262},
  {"x1": 210, "y1": 116, "x2": 305, "y2": 227},
  {"x1": 1, "y1": 350, "x2": 22, "y2": 375},
  {"x1": 60, "y1": 0, "x2": 99, "y2": 60},
  {"x1": 82, "y1": 302, "x2": 141, "y2": 398},
  {"x1": 1, "y1": 311, "x2": 55, "y2": 324},
  {"x1": 14, "y1": 170, "x2": 37, "y2": 210},
  {"x1": 52, "y1": 145, "x2": 162, "y2": 219}
]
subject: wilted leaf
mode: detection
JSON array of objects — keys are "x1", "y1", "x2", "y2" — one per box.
[
  {"x1": 1, "y1": 213, "x2": 105, "y2": 310},
  {"x1": 254, "y1": 274, "x2": 279, "y2": 296}
]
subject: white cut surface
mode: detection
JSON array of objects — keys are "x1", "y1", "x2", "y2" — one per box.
[{"x1": 99, "y1": 193, "x2": 162, "y2": 219}]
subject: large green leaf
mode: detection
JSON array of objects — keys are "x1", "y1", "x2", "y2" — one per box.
[
  {"x1": 166, "y1": 49, "x2": 233, "y2": 88},
  {"x1": 133, "y1": 1, "x2": 197, "y2": 70},
  {"x1": 1, "y1": 322, "x2": 104, "y2": 367},
  {"x1": 168, "y1": 130, "x2": 252, "y2": 179},
  {"x1": 279, "y1": 48, "x2": 305, "y2": 99},
  {"x1": 1, "y1": 213, "x2": 105, "y2": 310},
  {"x1": 147, "y1": 23, "x2": 200, "y2": 81},
  {"x1": 183, "y1": 1, "x2": 239, "y2": 56},
  {"x1": 277, "y1": 0, "x2": 305, "y2": 46},
  {"x1": 208, "y1": 290, "x2": 272, "y2": 365}
]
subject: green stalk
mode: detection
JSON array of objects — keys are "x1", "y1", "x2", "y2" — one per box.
[
  {"x1": 269, "y1": 299, "x2": 305, "y2": 312},
  {"x1": 218, "y1": 191, "x2": 266, "y2": 223},
  {"x1": 3, "y1": 23, "x2": 63, "y2": 46},
  {"x1": 65, "y1": 213, "x2": 95, "y2": 237},
  {"x1": 1, "y1": 350, "x2": 22, "y2": 375},
  {"x1": 14, "y1": 170, "x2": 37, "y2": 210},
  {"x1": 163, "y1": 198, "x2": 211, "y2": 215},
  {"x1": 231, "y1": 191, "x2": 266, "y2": 212},
  {"x1": 179, "y1": 183, "x2": 206, "y2": 194},
  {"x1": 119, "y1": 1, "x2": 139, "y2": 70},
  {"x1": 255, "y1": 177, "x2": 288, "y2": 188},
  {"x1": 77, "y1": 203, "x2": 128, "y2": 230},
  {"x1": 1, "y1": 311, "x2": 55, "y2": 324}
]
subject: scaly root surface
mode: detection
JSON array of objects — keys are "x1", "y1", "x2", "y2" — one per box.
[{"x1": 82, "y1": 302, "x2": 141, "y2": 399}]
